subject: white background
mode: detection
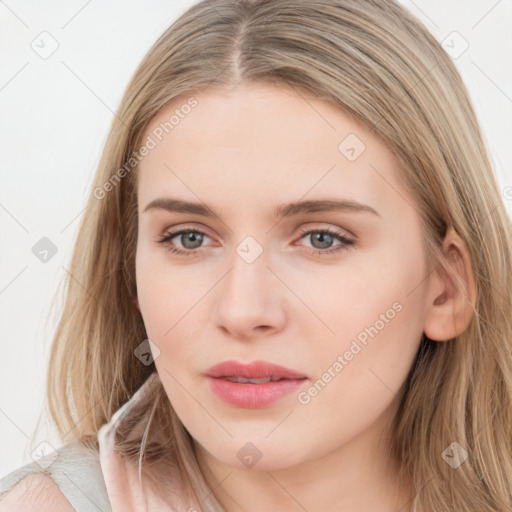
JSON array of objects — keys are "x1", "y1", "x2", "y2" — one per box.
[{"x1": 0, "y1": 0, "x2": 511, "y2": 478}]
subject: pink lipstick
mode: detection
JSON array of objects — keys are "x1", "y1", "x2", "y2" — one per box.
[{"x1": 205, "y1": 360, "x2": 308, "y2": 408}]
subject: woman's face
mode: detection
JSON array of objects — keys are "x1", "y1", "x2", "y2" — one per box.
[{"x1": 135, "y1": 82, "x2": 432, "y2": 471}]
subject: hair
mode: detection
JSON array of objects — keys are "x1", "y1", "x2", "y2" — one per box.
[{"x1": 33, "y1": 0, "x2": 512, "y2": 510}]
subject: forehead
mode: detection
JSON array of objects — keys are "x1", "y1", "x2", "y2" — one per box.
[{"x1": 136, "y1": 83, "x2": 411, "y2": 216}]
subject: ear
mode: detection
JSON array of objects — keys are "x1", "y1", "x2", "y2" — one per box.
[
  {"x1": 423, "y1": 227, "x2": 477, "y2": 342},
  {"x1": 132, "y1": 296, "x2": 141, "y2": 313}
]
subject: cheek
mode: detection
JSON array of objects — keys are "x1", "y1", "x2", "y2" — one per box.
[
  {"x1": 135, "y1": 253, "x2": 212, "y2": 364},
  {"x1": 136, "y1": 247, "x2": 189, "y2": 325},
  {"x1": 307, "y1": 246, "x2": 427, "y2": 400},
  {"x1": 136, "y1": 267, "x2": 176, "y2": 338},
  {"x1": 298, "y1": 244, "x2": 425, "y2": 344}
]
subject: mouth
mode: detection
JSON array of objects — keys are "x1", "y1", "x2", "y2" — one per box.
[{"x1": 205, "y1": 360, "x2": 308, "y2": 408}]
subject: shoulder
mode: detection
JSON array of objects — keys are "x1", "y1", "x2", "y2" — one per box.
[
  {"x1": 0, "y1": 440, "x2": 111, "y2": 512},
  {"x1": 0, "y1": 473, "x2": 74, "y2": 511}
]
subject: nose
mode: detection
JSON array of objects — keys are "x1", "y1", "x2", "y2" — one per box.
[{"x1": 212, "y1": 244, "x2": 287, "y2": 340}]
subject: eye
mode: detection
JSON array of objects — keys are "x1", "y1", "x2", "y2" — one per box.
[
  {"x1": 156, "y1": 228, "x2": 212, "y2": 257},
  {"x1": 155, "y1": 225, "x2": 356, "y2": 257},
  {"x1": 295, "y1": 227, "x2": 355, "y2": 256}
]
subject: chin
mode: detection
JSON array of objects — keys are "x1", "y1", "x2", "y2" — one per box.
[{"x1": 197, "y1": 437, "x2": 309, "y2": 472}]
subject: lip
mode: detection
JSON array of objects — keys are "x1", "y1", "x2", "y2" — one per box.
[
  {"x1": 205, "y1": 360, "x2": 308, "y2": 408},
  {"x1": 205, "y1": 360, "x2": 308, "y2": 380}
]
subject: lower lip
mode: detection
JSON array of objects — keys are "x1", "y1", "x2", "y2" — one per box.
[{"x1": 207, "y1": 377, "x2": 307, "y2": 408}]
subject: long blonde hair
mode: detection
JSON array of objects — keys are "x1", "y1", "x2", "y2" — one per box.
[{"x1": 38, "y1": 0, "x2": 512, "y2": 510}]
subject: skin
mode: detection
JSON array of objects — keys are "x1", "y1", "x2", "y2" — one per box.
[{"x1": 134, "y1": 82, "x2": 476, "y2": 512}]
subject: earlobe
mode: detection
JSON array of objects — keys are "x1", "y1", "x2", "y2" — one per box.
[{"x1": 423, "y1": 228, "x2": 477, "y2": 342}]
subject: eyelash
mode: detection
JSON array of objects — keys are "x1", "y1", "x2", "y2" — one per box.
[{"x1": 155, "y1": 226, "x2": 355, "y2": 258}]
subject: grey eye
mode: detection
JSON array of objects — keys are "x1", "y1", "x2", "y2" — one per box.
[
  {"x1": 307, "y1": 232, "x2": 337, "y2": 250},
  {"x1": 177, "y1": 231, "x2": 205, "y2": 249}
]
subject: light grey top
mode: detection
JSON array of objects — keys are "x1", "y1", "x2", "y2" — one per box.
[
  {"x1": 0, "y1": 440, "x2": 111, "y2": 511},
  {"x1": 0, "y1": 372, "x2": 181, "y2": 511}
]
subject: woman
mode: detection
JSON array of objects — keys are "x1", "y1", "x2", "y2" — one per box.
[{"x1": 1, "y1": 0, "x2": 511, "y2": 510}]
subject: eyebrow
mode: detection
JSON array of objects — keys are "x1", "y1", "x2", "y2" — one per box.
[{"x1": 143, "y1": 197, "x2": 380, "y2": 219}]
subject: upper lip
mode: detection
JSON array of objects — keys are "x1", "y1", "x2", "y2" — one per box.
[{"x1": 206, "y1": 360, "x2": 308, "y2": 380}]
